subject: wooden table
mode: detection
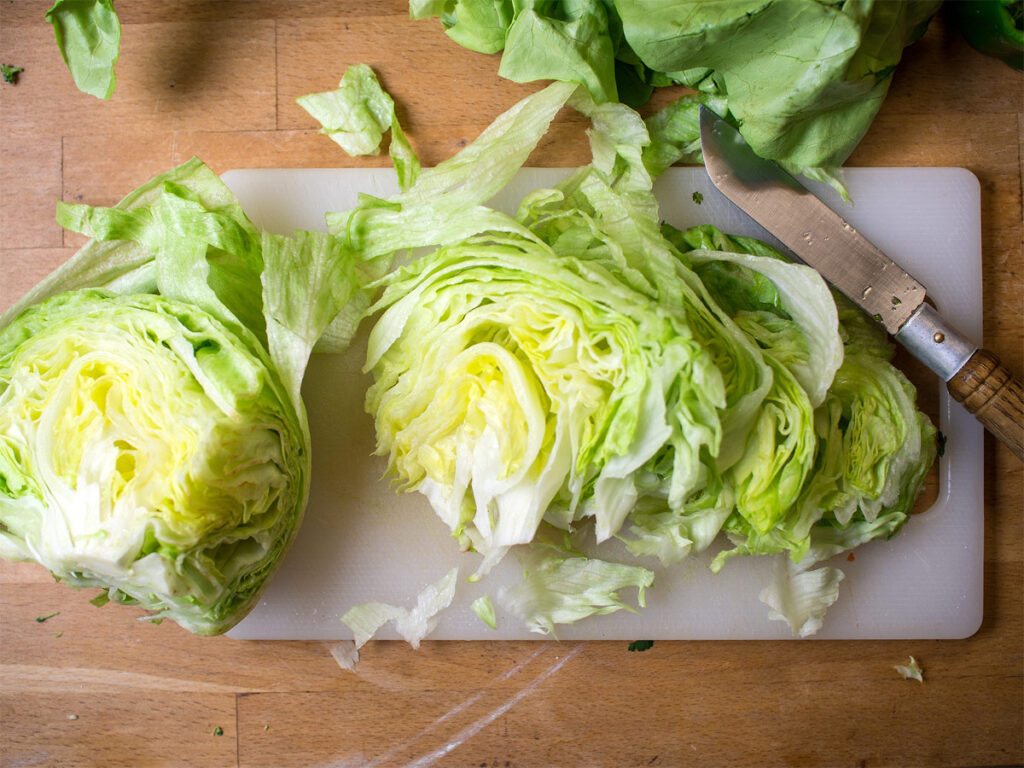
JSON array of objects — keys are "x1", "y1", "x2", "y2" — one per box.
[{"x1": 1, "y1": 3, "x2": 1021, "y2": 766}]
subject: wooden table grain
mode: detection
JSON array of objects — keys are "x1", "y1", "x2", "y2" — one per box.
[{"x1": 1, "y1": 2, "x2": 1021, "y2": 766}]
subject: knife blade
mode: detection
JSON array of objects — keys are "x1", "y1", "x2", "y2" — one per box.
[{"x1": 698, "y1": 105, "x2": 1023, "y2": 461}]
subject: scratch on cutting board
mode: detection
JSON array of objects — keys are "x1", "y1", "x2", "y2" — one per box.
[
  {"x1": 356, "y1": 643, "x2": 554, "y2": 768},
  {"x1": 401, "y1": 643, "x2": 586, "y2": 768}
]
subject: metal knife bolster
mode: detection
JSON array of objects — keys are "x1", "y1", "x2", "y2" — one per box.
[
  {"x1": 696, "y1": 106, "x2": 980, "y2": 380},
  {"x1": 895, "y1": 303, "x2": 978, "y2": 382}
]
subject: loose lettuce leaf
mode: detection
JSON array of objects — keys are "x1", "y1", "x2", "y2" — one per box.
[
  {"x1": 498, "y1": 2, "x2": 619, "y2": 104},
  {"x1": 759, "y1": 555, "x2": 844, "y2": 638},
  {"x1": 342, "y1": 567, "x2": 459, "y2": 648},
  {"x1": 46, "y1": 0, "x2": 121, "y2": 100},
  {"x1": 894, "y1": 656, "x2": 925, "y2": 682},
  {"x1": 325, "y1": 78, "x2": 576, "y2": 264},
  {"x1": 411, "y1": 0, "x2": 941, "y2": 167},
  {"x1": 415, "y1": 0, "x2": 514, "y2": 54},
  {"x1": 497, "y1": 536, "x2": 653, "y2": 636},
  {"x1": 471, "y1": 594, "x2": 497, "y2": 629},
  {"x1": 297, "y1": 64, "x2": 421, "y2": 192}
]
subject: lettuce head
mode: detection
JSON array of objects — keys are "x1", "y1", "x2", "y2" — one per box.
[
  {"x1": 0, "y1": 159, "x2": 362, "y2": 634},
  {"x1": 314, "y1": 72, "x2": 936, "y2": 636}
]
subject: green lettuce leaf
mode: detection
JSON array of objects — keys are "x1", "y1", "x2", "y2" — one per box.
[
  {"x1": 46, "y1": 0, "x2": 121, "y2": 100},
  {"x1": 411, "y1": 0, "x2": 941, "y2": 167},
  {"x1": 497, "y1": 535, "x2": 653, "y2": 635},
  {"x1": 412, "y1": 0, "x2": 514, "y2": 54},
  {"x1": 498, "y1": 2, "x2": 618, "y2": 104},
  {"x1": 297, "y1": 64, "x2": 421, "y2": 192},
  {"x1": 325, "y1": 79, "x2": 576, "y2": 264}
]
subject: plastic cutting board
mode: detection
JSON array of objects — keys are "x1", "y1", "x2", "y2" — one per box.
[{"x1": 222, "y1": 167, "x2": 984, "y2": 641}]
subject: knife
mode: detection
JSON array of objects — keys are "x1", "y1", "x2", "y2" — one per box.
[{"x1": 698, "y1": 105, "x2": 1023, "y2": 461}]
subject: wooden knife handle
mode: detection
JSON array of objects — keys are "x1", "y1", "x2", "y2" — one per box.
[{"x1": 947, "y1": 348, "x2": 1024, "y2": 461}]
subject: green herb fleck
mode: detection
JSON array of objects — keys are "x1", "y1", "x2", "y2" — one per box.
[
  {"x1": 1, "y1": 63, "x2": 23, "y2": 85},
  {"x1": 891, "y1": 296, "x2": 902, "y2": 306},
  {"x1": 263, "y1": 724, "x2": 270, "y2": 731},
  {"x1": 872, "y1": 313, "x2": 883, "y2": 323},
  {"x1": 937, "y1": 431, "x2": 947, "y2": 457},
  {"x1": 90, "y1": 592, "x2": 110, "y2": 607},
  {"x1": 212, "y1": 726, "x2": 224, "y2": 736},
  {"x1": 692, "y1": 191, "x2": 704, "y2": 205},
  {"x1": 627, "y1": 640, "x2": 654, "y2": 652},
  {"x1": 56, "y1": 631, "x2": 64, "y2": 638},
  {"x1": 35, "y1": 611, "x2": 60, "y2": 623}
]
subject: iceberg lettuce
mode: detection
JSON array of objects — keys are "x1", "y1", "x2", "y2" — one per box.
[
  {"x1": 0, "y1": 159, "x2": 362, "y2": 634},
  {"x1": 315, "y1": 71, "x2": 936, "y2": 635}
]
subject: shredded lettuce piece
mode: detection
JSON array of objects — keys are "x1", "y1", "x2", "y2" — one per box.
[
  {"x1": 329, "y1": 640, "x2": 360, "y2": 671},
  {"x1": 342, "y1": 567, "x2": 459, "y2": 648},
  {"x1": 759, "y1": 555, "x2": 844, "y2": 638},
  {"x1": 297, "y1": 64, "x2": 421, "y2": 192},
  {"x1": 497, "y1": 538, "x2": 653, "y2": 636},
  {"x1": 470, "y1": 594, "x2": 497, "y2": 629},
  {"x1": 894, "y1": 656, "x2": 925, "y2": 682}
]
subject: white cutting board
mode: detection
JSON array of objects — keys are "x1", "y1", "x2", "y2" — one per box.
[{"x1": 222, "y1": 167, "x2": 984, "y2": 641}]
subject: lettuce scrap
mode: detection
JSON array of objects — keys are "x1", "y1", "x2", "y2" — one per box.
[
  {"x1": 342, "y1": 566, "x2": 459, "y2": 648},
  {"x1": 46, "y1": 0, "x2": 121, "y2": 100},
  {"x1": 297, "y1": 64, "x2": 422, "y2": 193}
]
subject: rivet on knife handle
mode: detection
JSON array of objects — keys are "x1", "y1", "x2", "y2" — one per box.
[{"x1": 897, "y1": 303, "x2": 1024, "y2": 461}]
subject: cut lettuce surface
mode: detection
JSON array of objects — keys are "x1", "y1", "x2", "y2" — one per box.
[
  {"x1": 411, "y1": 0, "x2": 941, "y2": 168},
  {"x1": 309, "y1": 69, "x2": 937, "y2": 637},
  {"x1": 0, "y1": 158, "x2": 362, "y2": 634}
]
